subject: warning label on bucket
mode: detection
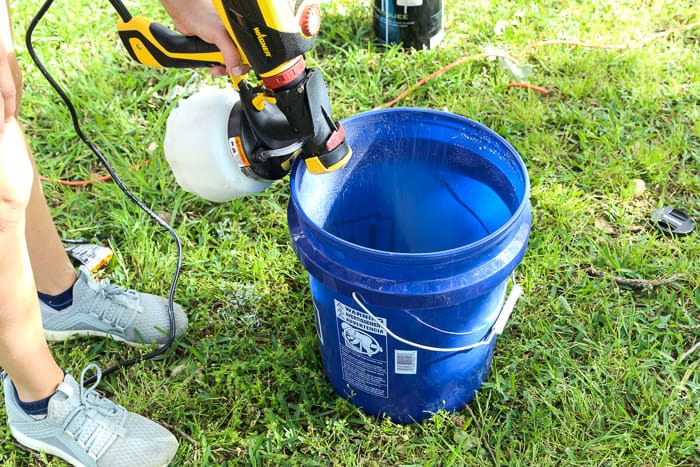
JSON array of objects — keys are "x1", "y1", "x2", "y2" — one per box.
[{"x1": 335, "y1": 299, "x2": 389, "y2": 398}]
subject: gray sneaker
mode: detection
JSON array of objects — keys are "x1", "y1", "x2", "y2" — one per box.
[
  {"x1": 41, "y1": 266, "x2": 188, "y2": 347},
  {"x1": 3, "y1": 365, "x2": 178, "y2": 466}
]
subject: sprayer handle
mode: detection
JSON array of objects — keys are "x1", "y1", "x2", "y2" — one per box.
[{"x1": 117, "y1": 17, "x2": 224, "y2": 68}]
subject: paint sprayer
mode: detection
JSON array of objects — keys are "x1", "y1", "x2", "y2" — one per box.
[{"x1": 113, "y1": 0, "x2": 352, "y2": 201}]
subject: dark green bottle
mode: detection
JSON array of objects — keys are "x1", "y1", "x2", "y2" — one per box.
[{"x1": 373, "y1": 0, "x2": 444, "y2": 49}]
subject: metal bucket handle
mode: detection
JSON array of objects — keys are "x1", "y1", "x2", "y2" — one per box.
[{"x1": 351, "y1": 278, "x2": 522, "y2": 353}]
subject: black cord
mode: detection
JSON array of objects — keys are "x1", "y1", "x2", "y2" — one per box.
[
  {"x1": 60, "y1": 238, "x2": 92, "y2": 244},
  {"x1": 26, "y1": 0, "x2": 182, "y2": 384},
  {"x1": 107, "y1": 0, "x2": 132, "y2": 23}
]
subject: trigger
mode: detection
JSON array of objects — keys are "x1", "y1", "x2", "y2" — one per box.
[
  {"x1": 229, "y1": 74, "x2": 245, "y2": 91},
  {"x1": 230, "y1": 75, "x2": 277, "y2": 110},
  {"x1": 251, "y1": 93, "x2": 277, "y2": 111}
]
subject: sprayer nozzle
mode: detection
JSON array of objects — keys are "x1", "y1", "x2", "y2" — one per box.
[{"x1": 305, "y1": 146, "x2": 352, "y2": 174}]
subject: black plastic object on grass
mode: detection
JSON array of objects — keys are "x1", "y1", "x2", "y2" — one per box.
[{"x1": 651, "y1": 207, "x2": 695, "y2": 237}]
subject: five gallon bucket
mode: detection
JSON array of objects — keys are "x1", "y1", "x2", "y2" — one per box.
[{"x1": 287, "y1": 108, "x2": 531, "y2": 424}]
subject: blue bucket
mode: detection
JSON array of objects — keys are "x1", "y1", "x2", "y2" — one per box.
[{"x1": 287, "y1": 108, "x2": 531, "y2": 424}]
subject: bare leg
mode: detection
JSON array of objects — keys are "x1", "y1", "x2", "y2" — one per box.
[
  {"x1": 1, "y1": 0, "x2": 63, "y2": 402},
  {"x1": 1, "y1": 0, "x2": 75, "y2": 296},
  {"x1": 24, "y1": 145, "x2": 77, "y2": 295},
  {"x1": 0, "y1": 118, "x2": 64, "y2": 402}
]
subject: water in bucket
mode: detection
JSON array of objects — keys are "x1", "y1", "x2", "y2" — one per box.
[
  {"x1": 288, "y1": 108, "x2": 531, "y2": 423},
  {"x1": 319, "y1": 140, "x2": 512, "y2": 253}
]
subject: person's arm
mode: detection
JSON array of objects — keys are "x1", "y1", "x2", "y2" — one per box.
[{"x1": 158, "y1": 0, "x2": 248, "y2": 76}]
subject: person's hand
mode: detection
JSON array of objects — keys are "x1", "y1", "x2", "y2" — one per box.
[{"x1": 159, "y1": 0, "x2": 249, "y2": 76}]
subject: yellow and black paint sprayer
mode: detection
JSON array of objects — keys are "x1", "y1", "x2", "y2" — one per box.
[{"x1": 114, "y1": 0, "x2": 352, "y2": 201}]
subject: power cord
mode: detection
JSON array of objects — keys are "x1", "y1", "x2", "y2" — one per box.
[{"x1": 26, "y1": 0, "x2": 182, "y2": 384}]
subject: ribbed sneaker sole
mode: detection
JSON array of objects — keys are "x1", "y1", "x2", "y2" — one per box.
[
  {"x1": 10, "y1": 427, "x2": 87, "y2": 467},
  {"x1": 12, "y1": 428, "x2": 171, "y2": 467},
  {"x1": 43, "y1": 329, "x2": 159, "y2": 348}
]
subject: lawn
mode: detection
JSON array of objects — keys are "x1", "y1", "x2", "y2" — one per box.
[{"x1": 2, "y1": 0, "x2": 699, "y2": 465}]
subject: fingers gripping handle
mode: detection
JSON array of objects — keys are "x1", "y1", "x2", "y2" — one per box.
[{"x1": 117, "y1": 17, "x2": 224, "y2": 68}]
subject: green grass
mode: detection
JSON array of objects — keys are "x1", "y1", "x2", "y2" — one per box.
[{"x1": 3, "y1": 0, "x2": 700, "y2": 465}]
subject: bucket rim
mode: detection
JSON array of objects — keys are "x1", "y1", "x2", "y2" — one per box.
[{"x1": 290, "y1": 107, "x2": 531, "y2": 260}]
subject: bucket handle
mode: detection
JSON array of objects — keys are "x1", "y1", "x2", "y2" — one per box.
[{"x1": 351, "y1": 280, "x2": 522, "y2": 353}]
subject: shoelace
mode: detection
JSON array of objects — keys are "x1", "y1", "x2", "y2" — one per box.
[
  {"x1": 97, "y1": 279, "x2": 139, "y2": 302},
  {"x1": 62, "y1": 364, "x2": 127, "y2": 460},
  {"x1": 83, "y1": 270, "x2": 141, "y2": 329}
]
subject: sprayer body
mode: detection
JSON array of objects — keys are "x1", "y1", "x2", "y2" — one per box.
[
  {"x1": 117, "y1": 0, "x2": 351, "y2": 201},
  {"x1": 213, "y1": 0, "x2": 352, "y2": 177}
]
